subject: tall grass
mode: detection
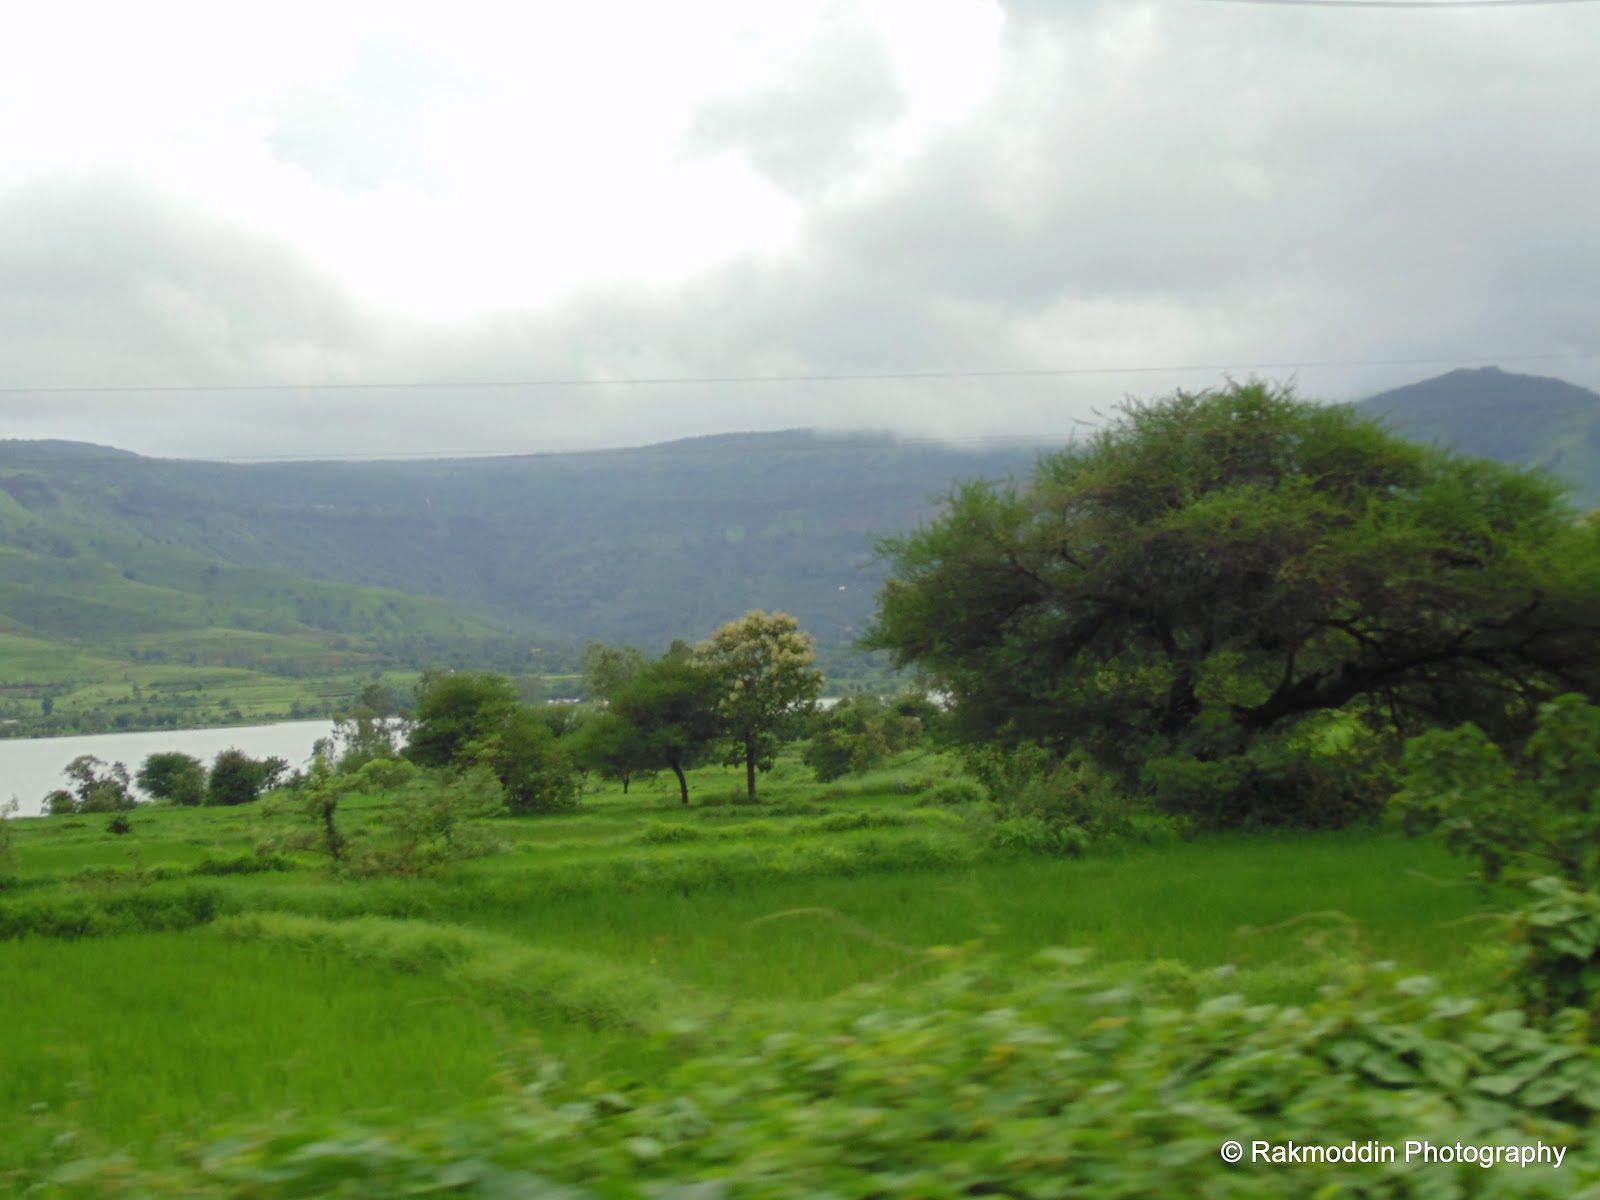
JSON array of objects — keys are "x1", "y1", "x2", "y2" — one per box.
[{"x1": 0, "y1": 932, "x2": 507, "y2": 1165}]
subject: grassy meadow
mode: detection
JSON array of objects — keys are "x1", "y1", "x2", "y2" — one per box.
[{"x1": 0, "y1": 746, "x2": 1538, "y2": 1195}]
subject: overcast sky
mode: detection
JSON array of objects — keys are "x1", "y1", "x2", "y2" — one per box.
[{"x1": 1, "y1": 0, "x2": 1596, "y2": 460}]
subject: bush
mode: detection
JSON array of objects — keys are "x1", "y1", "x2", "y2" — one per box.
[
  {"x1": 920, "y1": 778, "x2": 987, "y2": 807},
  {"x1": 1397, "y1": 695, "x2": 1600, "y2": 1029},
  {"x1": 988, "y1": 813, "x2": 1090, "y2": 857},
  {"x1": 23, "y1": 953, "x2": 1600, "y2": 1196},
  {"x1": 473, "y1": 708, "x2": 581, "y2": 815},
  {"x1": 206, "y1": 748, "x2": 288, "y2": 807},
  {"x1": 1397, "y1": 694, "x2": 1600, "y2": 890},
  {"x1": 1143, "y1": 729, "x2": 1392, "y2": 831},
  {"x1": 137, "y1": 752, "x2": 206, "y2": 806},
  {"x1": 191, "y1": 851, "x2": 295, "y2": 876}
]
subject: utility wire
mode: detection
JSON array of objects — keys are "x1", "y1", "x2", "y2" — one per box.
[{"x1": 0, "y1": 350, "x2": 1595, "y2": 397}]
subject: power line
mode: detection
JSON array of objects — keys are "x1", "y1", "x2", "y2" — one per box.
[{"x1": 0, "y1": 350, "x2": 1595, "y2": 397}]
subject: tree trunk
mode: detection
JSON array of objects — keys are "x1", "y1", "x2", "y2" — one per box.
[
  {"x1": 745, "y1": 739, "x2": 758, "y2": 800},
  {"x1": 670, "y1": 758, "x2": 690, "y2": 805}
]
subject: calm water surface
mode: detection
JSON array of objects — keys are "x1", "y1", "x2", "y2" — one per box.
[{"x1": 1, "y1": 721, "x2": 334, "y2": 817}]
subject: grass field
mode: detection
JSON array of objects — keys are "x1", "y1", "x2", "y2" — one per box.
[{"x1": 0, "y1": 751, "x2": 1555, "y2": 1195}]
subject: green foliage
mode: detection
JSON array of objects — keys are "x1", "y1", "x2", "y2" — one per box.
[
  {"x1": 472, "y1": 707, "x2": 581, "y2": 815},
  {"x1": 382, "y1": 766, "x2": 507, "y2": 869},
  {"x1": 609, "y1": 653, "x2": 724, "y2": 805},
  {"x1": 568, "y1": 709, "x2": 654, "y2": 792},
  {"x1": 58, "y1": 755, "x2": 136, "y2": 814},
  {"x1": 802, "y1": 694, "x2": 922, "y2": 782},
  {"x1": 406, "y1": 671, "x2": 519, "y2": 769},
  {"x1": 205, "y1": 747, "x2": 287, "y2": 807},
  {"x1": 869, "y1": 381, "x2": 1600, "y2": 827},
  {"x1": 580, "y1": 640, "x2": 644, "y2": 702},
  {"x1": 1397, "y1": 694, "x2": 1600, "y2": 889},
  {"x1": 920, "y1": 778, "x2": 988, "y2": 807},
  {"x1": 1507, "y1": 877, "x2": 1600, "y2": 1033},
  {"x1": 23, "y1": 955, "x2": 1600, "y2": 1197},
  {"x1": 191, "y1": 850, "x2": 294, "y2": 876},
  {"x1": 0, "y1": 882, "x2": 222, "y2": 941},
  {"x1": 1143, "y1": 725, "x2": 1395, "y2": 831},
  {"x1": 137, "y1": 751, "x2": 206, "y2": 806},
  {"x1": 318, "y1": 703, "x2": 407, "y2": 773},
  {"x1": 695, "y1": 610, "x2": 823, "y2": 799},
  {"x1": 1397, "y1": 695, "x2": 1600, "y2": 1027}
]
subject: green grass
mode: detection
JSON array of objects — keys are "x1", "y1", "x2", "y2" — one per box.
[
  {"x1": 0, "y1": 753, "x2": 1516, "y2": 1181},
  {"x1": 0, "y1": 932, "x2": 509, "y2": 1169}
]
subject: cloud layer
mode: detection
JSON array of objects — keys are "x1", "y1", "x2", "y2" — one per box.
[{"x1": 1, "y1": 0, "x2": 1596, "y2": 459}]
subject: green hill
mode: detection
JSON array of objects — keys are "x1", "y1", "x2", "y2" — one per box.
[
  {"x1": 0, "y1": 431, "x2": 1043, "y2": 674},
  {"x1": 1359, "y1": 366, "x2": 1600, "y2": 507},
  {"x1": 0, "y1": 485, "x2": 548, "y2": 736}
]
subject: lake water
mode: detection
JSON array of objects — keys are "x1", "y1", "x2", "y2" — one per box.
[{"x1": 1, "y1": 721, "x2": 335, "y2": 817}]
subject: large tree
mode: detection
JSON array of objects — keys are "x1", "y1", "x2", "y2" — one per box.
[
  {"x1": 695, "y1": 611, "x2": 823, "y2": 800},
  {"x1": 866, "y1": 383, "x2": 1600, "y2": 809}
]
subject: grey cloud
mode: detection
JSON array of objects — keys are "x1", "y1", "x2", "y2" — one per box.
[
  {"x1": 682, "y1": 7, "x2": 907, "y2": 199},
  {"x1": 268, "y1": 39, "x2": 473, "y2": 193},
  {"x1": 3, "y1": 3, "x2": 1599, "y2": 462},
  {"x1": 0, "y1": 170, "x2": 375, "y2": 390}
]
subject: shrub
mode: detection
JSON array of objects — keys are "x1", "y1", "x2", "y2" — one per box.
[
  {"x1": 137, "y1": 752, "x2": 206, "y2": 806},
  {"x1": 988, "y1": 813, "x2": 1090, "y2": 857},
  {"x1": 1398, "y1": 695, "x2": 1600, "y2": 1029},
  {"x1": 1142, "y1": 727, "x2": 1392, "y2": 831},
  {"x1": 206, "y1": 749, "x2": 288, "y2": 807},
  {"x1": 23, "y1": 954, "x2": 1600, "y2": 1196},
  {"x1": 920, "y1": 778, "x2": 987, "y2": 807}
]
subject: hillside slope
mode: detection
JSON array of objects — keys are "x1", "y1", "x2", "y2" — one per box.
[
  {"x1": 0, "y1": 431, "x2": 1043, "y2": 660},
  {"x1": 1360, "y1": 366, "x2": 1600, "y2": 507},
  {"x1": 0, "y1": 485, "x2": 543, "y2": 734}
]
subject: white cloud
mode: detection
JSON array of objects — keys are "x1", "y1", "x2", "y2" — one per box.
[{"x1": 0, "y1": 0, "x2": 1596, "y2": 459}]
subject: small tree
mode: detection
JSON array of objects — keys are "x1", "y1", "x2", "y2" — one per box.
[
  {"x1": 1397, "y1": 693, "x2": 1600, "y2": 890},
  {"x1": 582, "y1": 641, "x2": 645, "y2": 703},
  {"x1": 471, "y1": 707, "x2": 581, "y2": 814},
  {"x1": 206, "y1": 749, "x2": 288, "y2": 807},
  {"x1": 137, "y1": 752, "x2": 207, "y2": 806},
  {"x1": 695, "y1": 611, "x2": 823, "y2": 800},
  {"x1": 804, "y1": 695, "x2": 925, "y2": 782},
  {"x1": 63, "y1": 755, "x2": 135, "y2": 813},
  {"x1": 569, "y1": 709, "x2": 655, "y2": 794},
  {"x1": 612, "y1": 653, "x2": 725, "y2": 805},
  {"x1": 406, "y1": 672, "x2": 518, "y2": 769}
]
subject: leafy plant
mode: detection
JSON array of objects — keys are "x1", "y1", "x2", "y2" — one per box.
[
  {"x1": 1398, "y1": 694, "x2": 1600, "y2": 1027},
  {"x1": 1397, "y1": 694, "x2": 1600, "y2": 889}
]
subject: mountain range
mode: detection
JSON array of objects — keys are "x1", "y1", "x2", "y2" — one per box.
[{"x1": 2, "y1": 366, "x2": 1596, "y2": 730}]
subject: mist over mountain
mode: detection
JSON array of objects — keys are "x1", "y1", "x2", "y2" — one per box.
[
  {"x1": 0, "y1": 430, "x2": 1044, "y2": 670},
  {"x1": 4, "y1": 366, "x2": 1594, "y2": 700}
]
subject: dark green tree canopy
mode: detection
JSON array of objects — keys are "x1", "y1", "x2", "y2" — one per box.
[
  {"x1": 137, "y1": 752, "x2": 206, "y2": 806},
  {"x1": 867, "y1": 383, "x2": 1600, "y2": 777},
  {"x1": 406, "y1": 671, "x2": 518, "y2": 769},
  {"x1": 610, "y1": 653, "x2": 725, "y2": 805}
]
